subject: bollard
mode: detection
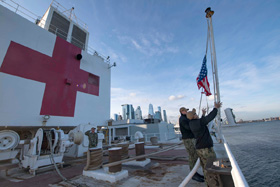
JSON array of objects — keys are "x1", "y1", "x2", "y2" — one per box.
[
  {"x1": 138, "y1": 138, "x2": 145, "y2": 143},
  {"x1": 84, "y1": 148, "x2": 103, "y2": 171},
  {"x1": 108, "y1": 147, "x2": 122, "y2": 173},
  {"x1": 117, "y1": 142, "x2": 129, "y2": 159},
  {"x1": 150, "y1": 136, "x2": 158, "y2": 145},
  {"x1": 135, "y1": 142, "x2": 145, "y2": 161}
]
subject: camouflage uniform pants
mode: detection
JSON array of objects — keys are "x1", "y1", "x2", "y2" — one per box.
[
  {"x1": 196, "y1": 147, "x2": 216, "y2": 186},
  {"x1": 183, "y1": 138, "x2": 198, "y2": 170}
]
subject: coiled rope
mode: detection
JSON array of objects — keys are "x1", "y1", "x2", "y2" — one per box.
[{"x1": 46, "y1": 131, "x2": 85, "y2": 187}]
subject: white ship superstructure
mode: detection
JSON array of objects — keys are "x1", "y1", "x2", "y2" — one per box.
[{"x1": 0, "y1": 0, "x2": 111, "y2": 173}]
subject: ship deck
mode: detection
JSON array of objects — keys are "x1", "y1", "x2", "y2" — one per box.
[{"x1": 0, "y1": 144, "x2": 206, "y2": 187}]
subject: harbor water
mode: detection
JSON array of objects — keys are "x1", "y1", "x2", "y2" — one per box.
[{"x1": 222, "y1": 121, "x2": 280, "y2": 187}]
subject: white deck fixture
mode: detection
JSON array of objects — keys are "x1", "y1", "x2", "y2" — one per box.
[
  {"x1": 224, "y1": 108, "x2": 237, "y2": 125},
  {"x1": 21, "y1": 128, "x2": 74, "y2": 175}
]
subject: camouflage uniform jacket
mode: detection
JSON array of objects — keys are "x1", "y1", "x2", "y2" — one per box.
[{"x1": 85, "y1": 130, "x2": 98, "y2": 148}]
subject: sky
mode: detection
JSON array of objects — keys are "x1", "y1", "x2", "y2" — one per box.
[{"x1": 4, "y1": 0, "x2": 280, "y2": 123}]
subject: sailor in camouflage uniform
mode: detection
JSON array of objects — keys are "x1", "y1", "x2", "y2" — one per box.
[
  {"x1": 179, "y1": 107, "x2": 204, "y2": 183},
  {"x1": 187, "y1": 102, "x2": 222, "y2": 186},
  {"x1": 85, "y1": 127, "x2": 98, "y2": 149}
]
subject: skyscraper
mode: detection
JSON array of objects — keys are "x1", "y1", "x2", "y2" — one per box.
[
  {"x1": 154, "y1": 111, "x2": 161, "y2": 120},
  {"x1": 121, "y1": 104, "x2": 135, "y2": 120},
  {"x1": 114, "y1": 114, "x2": 118, "y2": 121},
  {"x1": 163, "y1": 110, "x2": 167, "y2": 122},
  {"x1": 157, "y1": 106, "x2": 162, "y2": 120},
  {"x1": 148, "y1": 103, "x2": 154, "y2": 116},
  {"x1": 135, "y1": 106, "x2": 142, "y2": 120}
]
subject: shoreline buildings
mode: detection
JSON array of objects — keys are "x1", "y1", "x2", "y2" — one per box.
[
  {"x1": 110, "y1": 103, "x2": 175, "y2": 145},
  {"x1": 148, "y1": 104, "x2": 154, "y2": 117},
  {"x1": 121, "y1": 104, "x2": 135, "y2": 120},
  {"x1": 114, "y1": 103, "x2": 168, "y2": 122},
  {"x1": 135, "y1": 106, "x2": 142, "y2": 120},
  {"x1": 163, "y1": 110, "x2": 167, "y2": 122}
]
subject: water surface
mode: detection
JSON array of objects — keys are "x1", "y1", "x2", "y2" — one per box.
[{"x1": 222, "y1": 121, "x2": 280, "y2": 187}]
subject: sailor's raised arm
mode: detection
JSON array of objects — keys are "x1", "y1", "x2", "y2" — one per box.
[
  {"x1": 85, "y1": 130, "x2": 90, "y2": 136},
  {"x1": 202, "y1": 102, "x2": 222, "y2": 124}
]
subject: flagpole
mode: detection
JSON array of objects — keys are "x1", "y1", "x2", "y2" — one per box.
[
  {"x1": 205, "y1": 7, "x2": 223, "y2": 142},
  {"x1": 198, "y1": 91, "x2": 203, "y2": 116}
]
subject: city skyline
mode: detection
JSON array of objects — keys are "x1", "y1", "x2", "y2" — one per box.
[{"x1": 115, "y1": 103, "x2": 167, "y2": 122}]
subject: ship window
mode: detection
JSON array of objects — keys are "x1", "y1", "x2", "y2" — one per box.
[
  {"x1": 71, "y1": 25, "x2": 87, "y2": 50},
  {"x1": 88, "y1": 73, "x2": 99, "y2": 86},
  {"x1": 48, "y1": 12, "x2": 70, "y2": 40}
]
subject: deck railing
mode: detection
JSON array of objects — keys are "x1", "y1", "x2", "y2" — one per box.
[
  {"x1": 223, "y1": 136, "x2": 249, "y2": 187},
  {"x1": 179, "y1": 136, "x2": 249, "y2": 187},
  {"x1": 129, "y1": 132, "x2": 179, "y2": 143}
]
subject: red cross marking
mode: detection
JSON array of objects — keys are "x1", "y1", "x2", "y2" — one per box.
[{"x1": 0, "y1": 37, "x2": 100, "y2": 117}]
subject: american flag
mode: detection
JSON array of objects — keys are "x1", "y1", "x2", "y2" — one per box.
[{"x1": 196, "y1": 55, "x2": 212, "y2": 96}]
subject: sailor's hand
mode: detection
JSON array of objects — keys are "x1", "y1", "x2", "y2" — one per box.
[
  {"x1": 202, "y1": 108, "x2": 206, "y2": 116},
  {"x1": 214, "y1": 101, "x2": 222, "y2": 108}
]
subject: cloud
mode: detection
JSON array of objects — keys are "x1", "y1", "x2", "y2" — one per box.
[
  {"x1": 208, "y1": 95, "x2": 214, "y2": 101},
  {"x1": 177, "y1": 95, "x2": 185, "y2": 99},
  {"x1": 131, "y1": 39, "x2": 141, "y2": 50},
  {"x1": 96, "y1": 42, "x2": 128, "y2": 64},
  {"x1": 111, "y1": 87, "x2": 183, "y2": 120},
  {"x1": 168, "y1": 95, "x2": 176, "y2": 101},
  {"x1": 211, "y1": 54, "x2": 280, "y2": 120},
  {"x1": 129, "y1": 92, "x2": 136, "y2": 97},
  {"x1": 168, "y1": 95, "x2": 186, "y2": 101},
  {"x1": 141, "y1": 38, "x2": 150, "y2": 46},
  {"x1": 117, "y1": 32, "x2": 178, "y2": 56},
  {"x1": 111, "y1": 87, "x2": 151, "y2": 114},
  {"x1": 110, "y1": 54, "x2": 280, "y2": 122}
]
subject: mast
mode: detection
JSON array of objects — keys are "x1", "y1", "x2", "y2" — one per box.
[{"x1": 205, "y1": 7, "x2": 223, "y2": 142}]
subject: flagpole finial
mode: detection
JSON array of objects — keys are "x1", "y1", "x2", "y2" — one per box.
[{"x1": 205, "y1": 7, "x2": 214, "y2": 18}]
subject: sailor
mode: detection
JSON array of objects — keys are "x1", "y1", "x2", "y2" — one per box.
[
  {"x1": 179, "y1": 107, "x2": 204, "y2": 183},
  {"x1": 187, "y1": 101, "x2": 222, "y2": 185},
  {"x1": 85, "y1": 127, "x2": 98, "y2": 149}
]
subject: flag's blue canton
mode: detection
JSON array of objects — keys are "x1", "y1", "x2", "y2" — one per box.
[{"x1": 197, "y1": 55, "x2": 207, "y2": 83}]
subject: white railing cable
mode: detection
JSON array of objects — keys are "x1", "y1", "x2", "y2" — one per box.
[
  {"x1": 130, "y1": 132, "x2": 178, "y2": 142},
  {"x1": 178, "y1": 158, "x2": 200, "y2": 187}
]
